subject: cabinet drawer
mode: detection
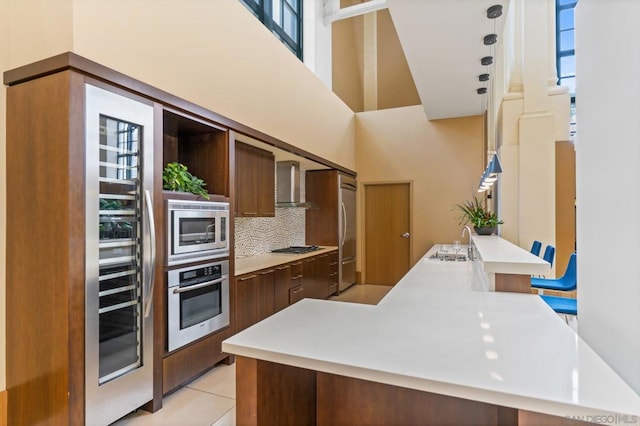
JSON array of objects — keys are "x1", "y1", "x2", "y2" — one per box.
[
  {"x1": 289, "y1": 285, "x2": 304, "y2": 305},
  {"x1": 328, "y1": 282, "x2": 338, "y2": 296},
  {"x1": 290, "y1": 261, "x2": 303, "y2": 278},
  {"x1": 290, "y1": 275, "x2": 303, "y2": 290},
  {"x1": 328, "y1": 251, "x2": 338, "y2": 264}
]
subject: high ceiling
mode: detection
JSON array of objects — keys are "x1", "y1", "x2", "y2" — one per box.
[{"x1": 386, "y1": 0, "x2": 509, "y2": 120}]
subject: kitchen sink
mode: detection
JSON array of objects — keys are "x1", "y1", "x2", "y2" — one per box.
[{"x1": 429, "y1": 252, "x2": 468, "y2": 262}]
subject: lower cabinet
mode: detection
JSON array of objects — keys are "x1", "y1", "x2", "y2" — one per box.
[
  {"x1": 236, "y1": 273, "x2": 258, "y2": 333},
  {"x1": 328, "y1": 252, "x2": 339, "y2": 296},
  {"x1": 235, "y1": 251, "x2": 337, "y2": 332},
  {"x1": 275, "y1": 265, "x2": 291, "y2": 312},
  {"x1": 256, "y1": 269, "x2": 275, "y2": 321}
]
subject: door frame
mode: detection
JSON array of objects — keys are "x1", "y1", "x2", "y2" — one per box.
[{"x1": 360, "y1": 181, "x2": 413, "y2": 286}]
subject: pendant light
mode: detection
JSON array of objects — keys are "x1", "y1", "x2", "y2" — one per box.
[{"x1": 477, "y1": 4, "x2": 503, "y2": 193}]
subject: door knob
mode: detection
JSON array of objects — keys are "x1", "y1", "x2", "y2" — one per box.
[{"x1": 401, "y1": 232, "x2": 410, "y2": 238}]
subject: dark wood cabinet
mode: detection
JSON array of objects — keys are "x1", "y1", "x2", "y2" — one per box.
[
  {"x1": 304, "y1": 256, "x2": 329, "y2": 300},
  {"x1": 235, "y1": 251, "x2": 337, "y2": 331},
  {"x1": 328, "y1": 252, "x2": 339, "y2": 296},
  {"x1": 236, "y1": 273, "x2": 258, "y2": 333},
  {"x1": 275, "y1": 265, "x2": 292, "y2": 312},
  {"x1": 317, "y1": 254, "x2": 330, "y2": 298},
  {"x1": 306, "y1": 170, "x2": 340, "y2": 245},
  {"x1": 235, "y1": 141, "x2": 275, "y2": 217},
  {"x1": 257, "y1": 269, "x2": 276, "y2": 321}
]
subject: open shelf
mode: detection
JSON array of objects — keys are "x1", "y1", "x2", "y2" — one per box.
[{"x1": 163, "y1": 109, "x2": 230, "y2": 198}]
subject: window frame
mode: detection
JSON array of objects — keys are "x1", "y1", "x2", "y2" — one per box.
[
  {"x1": 240, "y1": 0, "x2": 303, "y2": 60},
  {"x1": 556, "y1": 0, "x2": 577, "y2": 104}
]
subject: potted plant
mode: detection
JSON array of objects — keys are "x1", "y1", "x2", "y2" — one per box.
[
  {"x1": 453, "y1": 196, "x2": 503, "y2": 235},
  {"x1": 162, "y1": 162, "x2": 210, "y2": 200}
]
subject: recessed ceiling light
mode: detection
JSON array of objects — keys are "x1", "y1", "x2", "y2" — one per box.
[
  {"x1": 481, "y1": 56, "x2": 493, "y2": 65},
  {"x1": 484, "y1": 34, "x2": 498, "y2": 45},
  {"x1": 487, "y1": 5, "x2": 503, "y2": 19},
  {"x1": 479, "y1": 74, "x2": 490, "y2": 82}
]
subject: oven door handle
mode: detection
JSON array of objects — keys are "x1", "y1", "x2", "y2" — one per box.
[
  {"x1": 172, "y1": 275, "x2": 228, "y2": 294},
  {"x1": 143, "y1": 189, "x2": 156, "y2": 319}
]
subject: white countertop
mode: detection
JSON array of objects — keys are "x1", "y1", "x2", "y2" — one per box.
[
  {"x1": 235, "y1": 246, "x2": 338, "y2": 276},
  {"x1": 224, "y1": 241, "x2": 640, "y2": 423},
  {"x1": 472, "y1": 235, "x2": 551, "y2": 275}
]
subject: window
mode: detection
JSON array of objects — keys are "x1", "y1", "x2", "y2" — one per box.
[
  {"x1": 240, "y1": 0, "x2": 303, "y2": 60},
  {"x1": 556, "y1": 0, "x2": 577, "y2": 102}
]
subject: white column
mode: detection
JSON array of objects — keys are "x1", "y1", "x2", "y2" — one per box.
[
  {"x1": 304, "y1": 0, "x2": 333, "y2": 89},
  {"x1": 498, "y1": 0, "x2": 557, "y2": 268},
  {"x1": 576, "y1": 0, "x2": 640, "y2": 394}
]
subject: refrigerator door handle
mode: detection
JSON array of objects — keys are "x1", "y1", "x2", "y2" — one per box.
[
  {"x1": 143, "y1": 189, "x2": 156, "y2": 319},
  {"x1": 341, "y1": 202, "x2": 347, "y2": 246}
]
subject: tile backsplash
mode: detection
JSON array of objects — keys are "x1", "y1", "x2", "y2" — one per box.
[{"x1": 234, "y1": 166, "x2": 306, "y2": 256}]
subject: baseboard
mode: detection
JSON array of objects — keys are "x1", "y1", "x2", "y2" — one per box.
[{"x1": 0, "y1": 389, "x2": 7, "y2": 426}]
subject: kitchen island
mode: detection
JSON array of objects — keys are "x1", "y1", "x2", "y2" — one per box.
[{"x1": 223, "y1": 237, "x2": 640, "y2": 425}]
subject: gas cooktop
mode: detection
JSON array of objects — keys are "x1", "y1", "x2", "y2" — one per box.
[{"x1": 271, "y1": 245, "x2": 321, "y2": 254}]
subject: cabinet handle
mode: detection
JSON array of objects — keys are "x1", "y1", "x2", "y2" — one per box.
[
  {"x1": 291, "y1": 288, "x2": 303, "y2": 294},
  {"x1": 291, "y1": 275, "x2": 303, "y2": 280},
  {"x1": 276, "y1": 266, "x2": 289, "y2": 270},
  {"x1": 238, "y1": 275, "x2": 257, "y2": 281},
  {"x1": 242, "y1": 212, "x2": 257, "y2": 216},
  {"x1": 259, "y1": 270, "x2": 275, "y2": 275},
  {"x1": 292, "y1": 262, "x2": 303, "y2": 266}
]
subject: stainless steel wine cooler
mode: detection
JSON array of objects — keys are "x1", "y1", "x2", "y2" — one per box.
[{"x1": 85, "y1": 84, "x2": 155, "y2": 425}]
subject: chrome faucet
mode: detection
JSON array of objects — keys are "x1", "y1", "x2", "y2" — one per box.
[{"x1": 461, "y1": 226, "x2": 474, "y2": 260}]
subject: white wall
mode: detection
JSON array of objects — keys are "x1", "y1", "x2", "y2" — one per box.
[{"x1": 576, "y1": 0, "x2": 640, "y2": 393}]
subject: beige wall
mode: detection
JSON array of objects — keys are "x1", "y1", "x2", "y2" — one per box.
[
  {"x1": 332, "y1": 15, "x2": 364, "y2": 112},
  {"x1": 376, "y1": 9, "x2": 420, "y2": 110},
  {"x1": 355, "y1": 106, "x2": 483, "y2": 268},
  {"x1": 69, "y1": 0, "x2": 355, "y2": 170}
]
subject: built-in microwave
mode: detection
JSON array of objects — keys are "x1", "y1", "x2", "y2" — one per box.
[{"x1": 167, "y1": 199, "x2": 229, "y2": 266}]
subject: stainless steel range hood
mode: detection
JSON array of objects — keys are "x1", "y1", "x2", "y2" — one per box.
[{"x1": 276, "y1": 161, "x2": 313, "y2": 208}]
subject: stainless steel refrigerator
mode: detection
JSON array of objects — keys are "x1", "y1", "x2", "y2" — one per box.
[{"x1": 338, "y1": 175, "x2": 357, "y2": 292}]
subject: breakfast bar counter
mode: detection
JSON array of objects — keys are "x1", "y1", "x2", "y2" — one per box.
[{"x1": 223, "y1": 238, "x2": 640, "y2": 425}]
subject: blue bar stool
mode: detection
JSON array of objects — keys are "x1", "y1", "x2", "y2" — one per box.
[
  {"x1": 540, "y1": 295, "x2": 577, "y2": 326},
  {"x1": 531, "y1": 252, "x2": 576, "y2": 291},
  {"x1": 530, "y1": 240, "x2": 542, "y2": 256},
  {"x1": 542, "y1": 245, "x2": 555, "y2": 267}
]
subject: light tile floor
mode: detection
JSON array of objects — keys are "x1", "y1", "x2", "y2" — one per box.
[{"x1": 113, "y1": 284, "x2": 392, "y2": 426}]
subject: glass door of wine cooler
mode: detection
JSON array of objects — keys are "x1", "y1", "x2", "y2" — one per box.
[{"x1": 85, "y1": 84, "x2": 155, "y2": 426}]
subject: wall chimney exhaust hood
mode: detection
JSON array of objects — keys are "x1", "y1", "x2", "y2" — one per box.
[{"x1": 276, "y1": 161, "x2": 313, "y2": 208}]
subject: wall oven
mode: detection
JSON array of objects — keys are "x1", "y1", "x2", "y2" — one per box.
[
  {"x1": 167, "y1": 260, "x2": 230, "y2": 352},
  {"x1": 167, "y1": 199, "x2": 229, "y2": 266}
]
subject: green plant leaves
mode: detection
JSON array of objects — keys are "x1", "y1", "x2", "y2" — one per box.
[
  {"x1": 452, "y1": 196, "x2": 503, "y2": 228},
  {"x1": 162, "y1": 162, "x2": 210, "y2": 200}
]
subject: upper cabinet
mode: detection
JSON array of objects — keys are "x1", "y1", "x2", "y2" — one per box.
[{"x1": 235, "y1": 141, "x2": 275, "y2": 217}]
